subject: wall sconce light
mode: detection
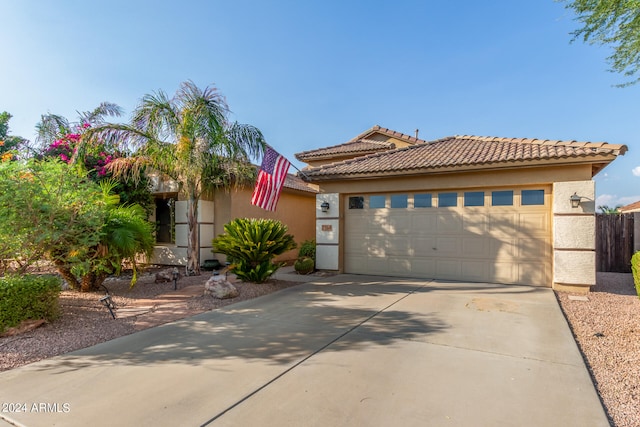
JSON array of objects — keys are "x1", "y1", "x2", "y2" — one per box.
[
  {"x1": 321, "y1": 201, "x2": 330, "y2": 213},
  {"x1": 570, "y1": 192, "x2": 582, "y2": 208}
]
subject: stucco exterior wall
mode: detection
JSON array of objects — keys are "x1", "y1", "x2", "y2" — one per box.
[
  {"x1": 552, "y1": 180, "x2": 596, "y2": 293},
  {"x1": 150, "y1": 188, "x2": 315, "y2": 267},
  {"x1": 214, "y1": 187, "x2": 316, "y2": 263}
]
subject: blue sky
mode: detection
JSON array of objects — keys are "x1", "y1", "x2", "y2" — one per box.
[{"x1": 2, "y1": 0, "x2": 639, "y2": 207}]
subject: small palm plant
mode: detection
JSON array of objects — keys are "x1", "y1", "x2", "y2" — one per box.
[{"x1": 212, "y1": 218, "x2": 296, "y2": 283}]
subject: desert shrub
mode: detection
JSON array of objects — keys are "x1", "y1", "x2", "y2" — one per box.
[
  {"x1": 212, "y1": 218, "x2": 296, "y2": 283},
  {"x1": 298, "y1": 239, "x2": 316, "y2": 260},
  {"x1": 0, "y1": 275, "x2": 61, "y2": 334},
  {"x1": 294, "y1": 257, "x2": 315, "y2": 275},
  {"x1": 631, "y1": 252, "x2": 640, "y2": 299}
]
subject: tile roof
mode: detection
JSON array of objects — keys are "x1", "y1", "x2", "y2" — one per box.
[
  {"x1": 620, "y1": 200, "x2": 640, "y2": 212},
  {"x1": 283, "y1": 172, "x2": 318, "y2": 193},
  {"x1": 300, "y1": 134, "x2": 627, "y2": 181},
  {"x1": 295, "y1": 125, "x2": 424, "y2": 161}
]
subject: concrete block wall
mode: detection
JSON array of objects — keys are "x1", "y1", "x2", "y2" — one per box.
[{"x1": 552, "y1": 180, "x2": 596, "y2": 293}]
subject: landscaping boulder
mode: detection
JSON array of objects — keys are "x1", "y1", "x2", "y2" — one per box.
[
  {"x1": 155, "y1": 268, "x2": 181, "y2": 283},
  {"x1": 204, "y1": 275, "x2": 239, "y2": 299}
]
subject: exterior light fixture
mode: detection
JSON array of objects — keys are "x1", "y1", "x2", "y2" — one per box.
[
  {"x1": 321, "y1": 201, "x2": 330, "y2": 213},
  {"x1": 99, "y1": 285, "x2": 116, "y2": 319},
  {"x1": 172, "y1": 267, "x2": 179, "y2": 290},
  {"x1": 570, "y1": 192, "x2": 582, "y2": 208}
]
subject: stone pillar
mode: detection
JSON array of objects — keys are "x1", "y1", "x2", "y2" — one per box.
[
  {"x1": 316, "y1": 193, "x2": 340, "y2": 271},
  {"x1": 552, "y1": 181, "x2": 596, "y2": 293}
]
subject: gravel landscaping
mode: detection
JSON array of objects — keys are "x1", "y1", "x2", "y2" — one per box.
[
  {"x1": 555, "y1": 272, "x2": 640, "y2": 427},
  {"x1": 1, "y1": 270, "x2": 638, "y2": 426},
  {"x1": 0, "y1": 268, "x2": 304, "y2": 371}
]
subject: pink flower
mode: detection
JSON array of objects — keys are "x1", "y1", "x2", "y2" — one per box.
[
  {"x1": 60, "y1": 154, "x2": 69, "y2": 162},
  {"x1": 82, "y1": 122, "x2": 91, "y2": 129},
  {"x1": 67, "y1": 133, "x2": 81, "y2": 142}
]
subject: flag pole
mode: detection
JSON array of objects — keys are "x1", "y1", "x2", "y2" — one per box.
[{"x1": 263, "y1": 144, "x2": 309, "y2": 179}]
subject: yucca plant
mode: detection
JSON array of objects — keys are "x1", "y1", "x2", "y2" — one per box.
[{"x1": 212, "y1": 218, "x2": 296, "y2": 283}]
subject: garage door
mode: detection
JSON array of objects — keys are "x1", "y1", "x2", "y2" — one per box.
[{"x1": 344, "y1": 187, "x2": 551, "y2": 286}]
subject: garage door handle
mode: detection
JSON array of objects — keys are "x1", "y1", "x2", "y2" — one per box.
[{"x1": 432, "y1": 247, "x2": 437, "y2": 250}]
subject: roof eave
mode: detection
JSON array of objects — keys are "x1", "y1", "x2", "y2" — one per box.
[{"x1": 301, "y1": 155, "x2": 620, "y2": 182}]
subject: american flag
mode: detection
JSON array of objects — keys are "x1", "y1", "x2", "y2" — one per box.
[{"x1": 251, "y1": 147, "x2": 291, "y2": 211}]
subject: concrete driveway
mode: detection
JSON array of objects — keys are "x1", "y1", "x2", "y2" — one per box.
[{"x1": 0, "y1": 275, "x2": 608, "y2": 427}]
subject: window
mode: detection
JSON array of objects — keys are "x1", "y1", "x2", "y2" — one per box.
[
  {"x1": 155, "y1": 198, "x2": 175, "y2": 244},
  {"x1": 391, "y1": 194, "x2": 408, "y2": 208},
  {"x1": 492, "y1": 190, "x2": 513, "y2": 206},
  {"x1": 522, "y1": 190, "x2": 545, "y2": 205},
  {"x1": 369, "y1": 195, "x2": 386, "y2": 209},
  {"x1": 438, "y1": 192, "x2": 457, "y2": 207},
  {"x1": 414, "y1": 193, "x2": 432, "y2": 208},
  {"x1": 349, "y1": 196, "x2": 364, "y2": 209},
  {"x1": 464, "y1": 191, "x2": 484, "y2": 206}
]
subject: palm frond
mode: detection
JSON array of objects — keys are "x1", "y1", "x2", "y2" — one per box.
[
  {"x1": 35, "y1": 114, "x2": 70, "y2": 146},
  {"x1": 133, "y1": 90, "x2": 178, "y2": 143},
  {"x1": 79, "y1": 102, "x2": 123, "y2": 125},
  {"x1": 223, "y1": 122, "x2": 266, "y2": 160}
]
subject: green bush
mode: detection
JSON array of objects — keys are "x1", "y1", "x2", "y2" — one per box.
[
  {"x1": 0, "y1": 275, "x2": 61, "y2": 334},
  {"x1": 631, "y1": 252, "x2": 640, "y2": 299},
  {"x1": 212, "y1": 218, "x2": 297, "y2": 283},
  {"x1": 298, "y1": 239, "x2": 316, "y2": 260},
  {"x1": 294, "y1": 257, "x2": 315, "y2": 275}
]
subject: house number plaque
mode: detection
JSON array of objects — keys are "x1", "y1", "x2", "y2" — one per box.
[{"x1": 322, "y1": 224, "x2": 333, "y2": 232}]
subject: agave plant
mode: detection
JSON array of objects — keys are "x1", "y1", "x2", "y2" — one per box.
[{"x1": 212, "y1": 218, "x2": 296, "y2": 283}]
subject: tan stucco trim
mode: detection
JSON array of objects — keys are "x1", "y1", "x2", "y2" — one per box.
[
  {"x1": 553, "y1": 283, "x2": 592, "y2": 294},
  {"x1": 316, "y1": 164, "x2": 593, "y2": 195},
  {"x1": 305, "y1": 155, "x2": 618, "y2": 182}
]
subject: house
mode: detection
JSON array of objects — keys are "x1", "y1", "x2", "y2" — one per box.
[
  {"x1": 297, "y1": 125, "x2": 627, "y2": 293},
  {"x1": 620, "y1": 201, "x2": 640, "y2": 213},
  {"x1": 148, "y1": 172, "x2": 318, "y2": 267}
]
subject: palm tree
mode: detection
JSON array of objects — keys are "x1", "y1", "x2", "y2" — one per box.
[
  {"x1": 36, "y1": 102, "x2": 123, "y2": 152},
  {"x1": 598, "y1": 205, "x2": 622, "y2": 214},
  {"x1": 87, "y1": 81, "x2": 266, "y2": 275}
]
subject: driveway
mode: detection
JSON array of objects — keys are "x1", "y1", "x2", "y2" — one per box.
[{"x1": 0, "y1": 275, "x2": 608, "y2": 426}]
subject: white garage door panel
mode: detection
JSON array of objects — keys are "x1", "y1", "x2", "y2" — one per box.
[
  {"x1": 411, "y1": 258, "x2": 436, "y2": 276},
  {"x1": 344, "y1": 189, "x2": 551, "y2": 286},
  {"x1": 492, "y1": 263, "x2": 518, "y2": 283},
  {"x1": 518, "y1": 263, "x2": 548, "y2": 284},
  {"x1": 462, "y1": 260, "x2": 489, "y2": 282},
  {"x1": 488, "y1": 213, "x2": 518, "y2": 235},
  {"x1": 389, "y1": 257, "x2": 412, "y2": 274},
  {"x1": 412, "y1": 213, "x2": 437, "y2": 229},
  {"x1": 437, "y1": 213, "x2": 462, "y2": 233},
  {"x1": 436, "y1": 237, "x2": 459, "y2": 255},
  {"x1": 519, "y1": 213, "x2": 549, "y2": 233},
  {"x1": 462, "y1": 213, "x2": 487, "y2": 234},
  {"x1": 436, "y1": 259, "x2": 462, "y2": 278},
  {"x1": 387, "y1": 236, "x2": 412, "y2": 256},
  {"x1": 462, "y1": 237, "x2": 491, "y2": 257},
  {"x1": 518, "y1": 238, "x2": 549, "y2": 258}
]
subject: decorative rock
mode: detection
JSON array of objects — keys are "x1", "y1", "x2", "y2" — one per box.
[
  {"x1": 204, "y1": 275, "x2": 239, "y2": 299},
  {"x1": 155, "y1": 268, "x2": 181, "y2": 283}
]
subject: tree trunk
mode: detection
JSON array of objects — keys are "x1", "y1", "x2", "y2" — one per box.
[
  {"x1": 80, "y1": 271, "x2": 108, "y2": 292},
  {"x1": 53, "y1": 260, "x2": 80, "y2": 290},
  {"x1": 186, "y1": 195, "x2": 200, "y2": 276}
]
